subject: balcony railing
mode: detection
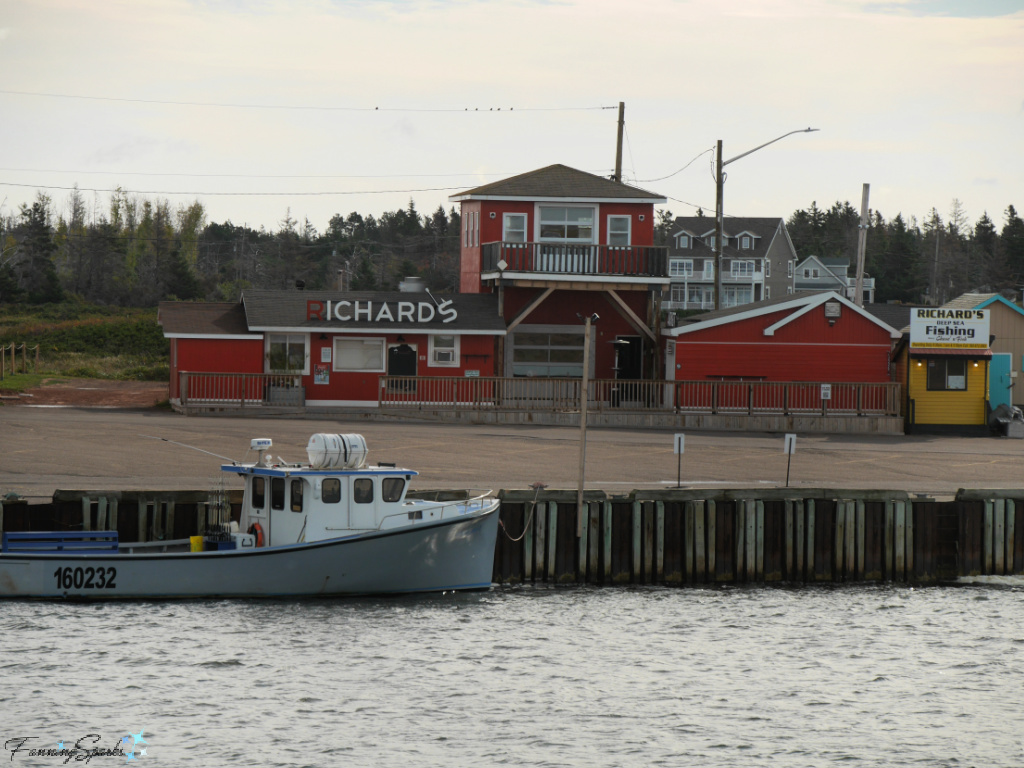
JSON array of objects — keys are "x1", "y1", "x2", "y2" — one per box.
[
  {"x1": 179, "y1": 372, "x2": 304, "y2": 407},
  {"x1": 482, "y1": 241, "x2": 668, "y2": 279}
]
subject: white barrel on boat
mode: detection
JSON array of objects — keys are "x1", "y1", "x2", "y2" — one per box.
[{"x1": 306, "y1": 433, "x2": 368, "y2": 469}]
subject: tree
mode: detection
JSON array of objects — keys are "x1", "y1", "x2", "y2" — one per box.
[
  {"x1": 15, "y1": 199, "x2": 64, "y2": 304},
  {"x1": 654, "y1": 209, "x2": 674, "y2": 246},
  {"x1": 1001, "y1": 205, "x2": 1024, "y2": 283}
]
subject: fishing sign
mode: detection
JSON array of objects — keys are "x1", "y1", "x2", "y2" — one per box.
[{"x1": 909, "y1": 308, "x2": 989, "y2": 350}]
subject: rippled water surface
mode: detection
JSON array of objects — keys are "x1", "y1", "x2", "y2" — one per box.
[{"x1": 3, "y1": 584, "x2": 1024, "y2": 767}]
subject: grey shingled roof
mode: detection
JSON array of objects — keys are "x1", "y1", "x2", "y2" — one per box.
[
  {"x1": 158, "y1": 301, "x2": 253, "y2": 336},
  {"x1": 450, "y1": 164, "x2": 665, "y2": 201},
  {"x1": 669, "y1": 216, "x2": 784, "y2": 259},
  {"x1": 677, "y1": 290, "x2": 826, "y2": 324},
  {"x1": 241, "y1": 290, "x2": 506, "y2": 333}
]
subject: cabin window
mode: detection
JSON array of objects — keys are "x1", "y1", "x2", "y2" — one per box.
[
  {"x1": 382, "y1": 477, "x2": 405, "y2": 503},
  {"x1": 271, "y1": 478, "x2": 285, "y2": 510},
  {"x1": 267, "y1": 333, "x2": 308, "y2": 375},
  {"x1": 290, "y1": 479, "x2": 304, "y2": 512},
  {"x1": 334, "y1": 338, "x2": 385, "y2": 372},
  {"x1": 354, "y1": 478, "x2": 374, "y2": 504},
  {"x1": 538, "y1": 206, "x2": 594, "y2": 243},
  {"x1": 322, "y1": 478, "x2": 341, "y2": 504},
  {"x1": 503, "y1": 213, "x2": 527, "y2": 243},
  {"x1": 608, "y1": 215, "x2": 631, "y2": 246},
  {"x1": 429, "y1": 335, "x2": 459, "y2": 367},
  {"x1": 253, "y1": 477, "x2": 266, "y2": 509},
  {"x1": 927, "y1": 358, "x2": 968, "y2": 391}
]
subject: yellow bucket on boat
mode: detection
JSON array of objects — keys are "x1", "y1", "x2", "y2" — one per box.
[{"x1": 190, "y1": 536, "x2": 203, "y2": 553}]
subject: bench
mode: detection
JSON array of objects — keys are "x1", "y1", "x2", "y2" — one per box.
[{"x1": 1, "y1": 531, "x2": 120, "y2": 554}]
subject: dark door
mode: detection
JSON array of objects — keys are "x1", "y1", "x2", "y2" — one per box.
[{"x1": 387, "y1": 343, "x2": 417, "y2": 392}]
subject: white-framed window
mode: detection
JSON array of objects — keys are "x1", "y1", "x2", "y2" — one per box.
[
  {"x1": 676, "y1": 234, "x2": 690, "y2": 249},
  {"x1": 472, "y1": 211, "x2": 479, "y2": 247},
  {"x1": 723, "y1": 286, "x2": 754, "y2": 308},
  {"x1": 788, "y1": 260, "x2": 794, "y2": 278},
  {"x1": 429, "y1": 334, "x2": 460, "y2": 367},
  {"x1": 765, "y1": 259, "x2": 771, "y2": 277},
  {"x1": 266, "y1": 333, "x2": 308, "y2": 375},
  {"x1": 803, "y1": 268, "x2": 811, "y2": 278},
  {"x1": 731, "y1": 260, "x2": 755, "y2": 278},
  {"x1": 670, "y1": 284, "x2": 686, "y2": 303},
  {"x1": 703, "y1": 260, "x2": 715, "y2": 280},
  {"x1": 333, "y1": 337, "x2": 385, "y2": 372},
  {"x1": 706, "y1": 236, "x2": 716, "y2": 249},
  {"x1": 765, "y1": 285, "x2": 771, "y2": 299},
  {"x1": 669, "y1": 258, "x2": 694, "y2": 278},
  {"x1": 503, "y1": 213, "x2": 527, "y2": 243},
  {"x1": 688, "y1": 286, "x2": 713, "y2": 308},
  {"x1": 787, "y1": 286, "x2": 794, "y2": 294},
  {"x1": 538, "y1": 206, "x2": 595, "y2": 243},
  {"x1": 608, "y1": 215, "x2": 631, "y2": 246},
  {"x1": 740, "y1": 235, "x2": 752, "y2": 250},
  {"x1": 812, "y1": 268, "x2": 820, "y2": 278},
  {"x1": 463, "y1": 212, "x2": 469, "y2": 247}
]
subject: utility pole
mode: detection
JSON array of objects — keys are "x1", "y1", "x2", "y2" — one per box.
[
  {"x1": 613, "y1": 102, "x2": 625, "y2": 182},
  {"x1": 577, "y1": 312, "x2": 598, "y2": 536},
  {"x1": 854, "y1": 183, "x2": 870, "y2": 307}
]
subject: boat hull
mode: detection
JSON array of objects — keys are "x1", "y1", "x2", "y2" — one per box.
[{"x1": 0, "y1": 506, "x2": 500, "y2": 599}]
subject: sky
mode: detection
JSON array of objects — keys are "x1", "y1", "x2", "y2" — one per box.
[{"x1": 0, "y1": 0, "x2": 1021, "y2": 235}]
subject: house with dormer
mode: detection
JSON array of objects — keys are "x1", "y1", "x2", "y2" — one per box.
[
  {"x1": 795, "y1": 255, "x2": 875, "y2": 304},
  {"x1": 664, "y1": 216, "x2": 797, "y2": 311},
  {"x1": 450, "y1": 164, "x2": 668, "y2": 380}
]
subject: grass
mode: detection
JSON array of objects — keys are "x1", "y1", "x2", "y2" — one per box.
[{"x1": 0, "y1": 301, "x2": 169, "y2": 384}]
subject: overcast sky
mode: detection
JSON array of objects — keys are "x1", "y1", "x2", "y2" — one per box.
[{"x1": 1, "y1": 0, "x2": 1021, "y2": 234}]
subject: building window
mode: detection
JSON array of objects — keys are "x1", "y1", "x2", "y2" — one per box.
[
  {"x1": 503, "y1": 213, "x2": 527, "y2": 243},
  {"x1": 731, "y1": 260, "x2": 755, "y2": 278},
  {"x1": 333, "y1": 337, "x2": 385, "y2": 372},
  {"x1": 608, "y1": 215, "x2": 631, "y2": 246},
  {"x1": 669, "y1": 258, "x2": 694, "y2": 278},
  {"x1": 267, "y1": 333, "x2": 308, "y2": 374},
  {"x1": 722, "y1": 286, "x2": 753, "y2": 308},
  {"x1": 788, "y1": 260, "x2": 794, "y2": 278},
  {"x1": 787, "y1": 286, "x2": 794, "y2": 294},
  {"x1": 926, "y1": 358, "x2": 968, "y2": 391},
  {"x1": 740, "y1": 235, "x2": 751, "y2": 249},
  {"x1": 677, "y1": 235, "x2": 689, "y2": 249},
  {"x1": 803, "y1": 268, "x2": 811, "y2": 278},
  {"x1": 765, "y1": 285, "x2": 771, "y2": 299},
  {"x1": 670, "y1": 284, "x2": 686, "y2": 303},
  {"x1": 464, "y1": 213, "x2": 469, "y2": 247},
  {"x1": 429, "y1": 334, "x2": 460, "y2": 367},
  {"x1": 765, "y1": 259, "x2": 771, "y2": 277},
  {"x1": 706, "y1": 236, "x2": 716, "y2": 249},
  {"x1": 472, "y1": 211, "x2": 479, "y2": 247},
  {"x1": 688, "y1": 286, "x2": 713, "y2": 308},
  {"x1": 703, "y1": 260, "x2": 715, "y2": 280},
  {"x1": 538, "y1": 206, "x2": 594, "y2": 243}
]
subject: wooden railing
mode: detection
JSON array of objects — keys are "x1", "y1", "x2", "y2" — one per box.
[
  {"x1": 0, "y1": 342, "x2": 40, "y2": 380},
  {"x1": 379, "y1": 377, "x2": 902, "y2": 417},
  {"x1": 481, "y1": 242, "x2": 668, "y2": 278},
  {"x1": 179, "y1": 372, "x2": 304, "y2": 407}
]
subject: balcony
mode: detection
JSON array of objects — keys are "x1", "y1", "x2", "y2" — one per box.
[{"x1": 481, "y1": 241, "x2": 668, "y2": 282}]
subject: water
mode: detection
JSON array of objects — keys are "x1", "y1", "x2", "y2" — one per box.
[{"x1": 3, "y1": 584, "x2": 1023, "y2": 767}]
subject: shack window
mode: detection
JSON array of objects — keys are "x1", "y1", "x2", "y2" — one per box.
[
  {"x1": 271, "y1": 477, "x2": 285, "y2": 510},
  {"x1": 354, "y1": 478, "x2": 374, "y2": 504},
  {"x1": 322, "y1": 478, "x2": 341, "y2": 504},
  {"x1": 253, "y1": 477, "x2": 266, "y2": 509},
  {"x1": 290, "y1": 479, "x2": 304, "y2": 512},
  {"x1": 926, "y1": 358, "x2": 968, "y2": 391},
  {"x1": 382, "y1": 478, "x2": 405, "y2": 503}
]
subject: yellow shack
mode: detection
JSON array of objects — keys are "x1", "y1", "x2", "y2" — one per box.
[{"x1": 894, "y1": 306, "x2": 991, "y2": 434}]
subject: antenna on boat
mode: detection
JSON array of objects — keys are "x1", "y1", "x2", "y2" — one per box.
[{"x1": 139, "y1": 435, "x2": 238, "y2": 463}]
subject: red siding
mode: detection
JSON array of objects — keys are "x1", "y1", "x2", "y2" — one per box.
[
  {"x1": 673, "y1": 305, "x2": 893, "y2": 383},
  {"x1": 171, "y1": 338, "x2": 263, "y2": 398}
]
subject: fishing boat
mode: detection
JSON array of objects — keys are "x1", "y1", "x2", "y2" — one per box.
[{"x1": 0, "y1": 433, "x2": 501, "y2": 599}]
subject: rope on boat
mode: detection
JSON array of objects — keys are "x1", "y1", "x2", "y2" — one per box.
[{"x1": 499, "y1": 482, "x2": 547, "y2": 543}]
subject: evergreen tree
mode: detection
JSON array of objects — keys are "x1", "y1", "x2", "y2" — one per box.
[
  {"x1": 16, "y1": 200, "x2": 64, "y2": 304},
  {"x1": 1001, "y1": 205, "x2": 1024, "y2": 283}
]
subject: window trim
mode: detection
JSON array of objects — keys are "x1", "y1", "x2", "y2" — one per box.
[
  {"x1": 503, "y1": 213, "x2": 527, "y2": 243},
  {"x1": 730, "y1": 260, "x2": 755, "y2": 278},
  {"x1": 607, "y1": 215, "x2": 631, "y2": 246},
  {"x1": 266, "y1": 333, "x2": 309, "y2": 375},
  {"x1": 926, "y1": 358, "x2": 968, "y2": 392},
  {"x1": 428, "y1": 334, "x2": 460, "y2": 368},
  {"x1": 535, "y1": 204, "x2": 597, "y2": 244},
  {"x1": 333, "y1": 337, "x2": 385, "y2": 373},
  {"x1": 669, "y1": 258, "x2": 694, "y2": 278}
]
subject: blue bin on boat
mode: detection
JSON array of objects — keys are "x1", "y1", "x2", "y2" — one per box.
[{"x1": 204, "y1": 538, "x2": 236, "y2": 551}]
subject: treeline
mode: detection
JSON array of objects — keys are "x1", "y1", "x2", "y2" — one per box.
[
  {"x1": 2, "y1": 188, "x2": 1023, "y2": 308},
  {"x1": 0, "y1": 188, "x2": 462, "y2": 307}
]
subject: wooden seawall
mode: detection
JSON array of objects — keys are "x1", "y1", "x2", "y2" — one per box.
[
  {"x1": 492, "y1": 489, "x2": 1023, "y2": 585},
  {"x1": 1, "y1": 488, "x2": 1020, "y2": 586}
]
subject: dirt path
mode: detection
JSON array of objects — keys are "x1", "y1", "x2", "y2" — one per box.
[{"x1": 0, "y1": 378, "x2": 168, "y2": 407}]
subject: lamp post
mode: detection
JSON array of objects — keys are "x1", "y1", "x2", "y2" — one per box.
[{"x1": 714, "y1": 128, "x2": 819, "y2": 310}]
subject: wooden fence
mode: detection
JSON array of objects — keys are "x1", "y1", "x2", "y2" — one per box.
[{"x1": 0, "y1": 343, "x2": 40, "y2": 380}]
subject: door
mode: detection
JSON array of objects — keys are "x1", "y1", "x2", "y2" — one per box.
[
  {"x1": 387, "y1": 343, "x2": 417, "y2": 393},
  {"x1": 614, "y1": 336, "x2": 643, "y2": 405},
  {"x1": 990, "y1": 352, "x2": 1013, "y2": 410}
]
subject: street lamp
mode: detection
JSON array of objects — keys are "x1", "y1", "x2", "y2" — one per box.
[{"x1": 713, "y1": 128, "x2": 819, "y2": 310}]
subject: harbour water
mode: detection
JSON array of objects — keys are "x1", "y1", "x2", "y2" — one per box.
[{"x1": 3, "y1": 582, "x2": 1023, "y2": 767}]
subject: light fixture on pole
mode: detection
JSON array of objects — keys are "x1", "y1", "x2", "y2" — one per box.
[{"x1": 714, "y1": 128, "x2": 819, "y2": 311}]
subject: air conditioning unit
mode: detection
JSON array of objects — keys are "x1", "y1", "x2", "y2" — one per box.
[{"x1": 434, "y1": 350, "x2": 456, "y2": 364}]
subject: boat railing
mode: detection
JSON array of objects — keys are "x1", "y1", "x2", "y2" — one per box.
[{"x1": 379, "y1": 490, "x2": 496, "y2": 529}]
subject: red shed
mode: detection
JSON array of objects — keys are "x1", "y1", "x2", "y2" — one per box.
[{"x1": 664, "y1": 291, "x2": 901, "y2": 383}]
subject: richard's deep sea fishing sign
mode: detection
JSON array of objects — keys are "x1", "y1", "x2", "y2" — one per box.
[{"x1": 909, "y1": 308, "x2": 989, "y2": 349}]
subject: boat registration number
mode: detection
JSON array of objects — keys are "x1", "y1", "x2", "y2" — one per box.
[{"x1": 53, "y1": 566, "x2": 118, "y2": 590}]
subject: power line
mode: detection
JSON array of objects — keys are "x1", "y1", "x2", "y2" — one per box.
[
  {"x1": 638, "y1": 147, "x2": 715, "y2": 184},
  {"x1": 0, "y1": 89, "x2": 616, "y2": 113},
  {"x1": 0, "y1": 167, "x2": 612, "y2": 181},
  {"x1": 0, "y1": 181, "x2": 467, "y2": 197}
]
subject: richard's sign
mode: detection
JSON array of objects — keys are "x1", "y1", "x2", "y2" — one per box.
[
  {"x1": 909, "y1": 308, "x2": 989, "y2": 349},
  {"x1": 307, "y1": 299, "x2": 456, "y2": 324}
]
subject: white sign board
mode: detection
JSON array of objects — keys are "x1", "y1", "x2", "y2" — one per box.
[
  {"x1": 674, "y1": 434, "x2": 685, "y2": 454},
  {"x1": 909, "y1": 308, "x2": 989, "y2": 350},
  {"x1": 783, "y1": 433, "x2": 797, "y2": 455},
  {"x1": 820, "y1": 384, "x2": 832, "y2": 401}
]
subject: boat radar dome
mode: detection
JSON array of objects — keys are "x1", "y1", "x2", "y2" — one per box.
[{"x1": 306, "y1": 433, "x2": 369, "y2": 469}]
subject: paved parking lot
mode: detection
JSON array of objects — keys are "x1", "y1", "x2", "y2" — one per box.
[{"x1": 2, "y1": 406, "x2": 1023, "y2": 501}]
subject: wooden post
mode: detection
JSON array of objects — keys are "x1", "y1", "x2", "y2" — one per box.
[
  {"x1": 684, "y1": 501, "x2": 695, "y2": 580},
  {"x1": 785, "y1": 500, "x2": 794, "y2": 578},
  {"x1": 546, "y1": 501, "x2": 557, "y2": 583},
  {"x1": 806, "y1": 500, "x2": 816, "y2": 580},
  {"x1": 655, "y1": 501, "x2": 665, "y2": 582},
  {"x1": 632, "y1": 500, "x2": 642, "y2": 582},
  {"x1": 994, "y1": 499, "x2": 1006, "y2": 574},
  {"x1": 707, "y1": 499, "x2": 716, "y2": 580},
  {"x1": 856, "y1": 501, "x2": 866, "y2": 580},
  {"x1": 602, "y1": 501, "x2": 613, "y2": 583},
  {"x1": 694, "y1": 501, "x2": 706, "y2": 580}
]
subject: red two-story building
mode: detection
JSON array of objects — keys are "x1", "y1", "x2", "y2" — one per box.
[{"x1": 451, "y1": 164, "x2": 669, "y2": 380}]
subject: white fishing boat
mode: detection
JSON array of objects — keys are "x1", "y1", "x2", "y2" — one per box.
[{"x1": 0, "y1": 433, "x2": 501, "y2": 599}]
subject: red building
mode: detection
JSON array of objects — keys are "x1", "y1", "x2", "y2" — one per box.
[
  {"x1": 663, "y1": 292, "x2": 900, "y2": 407},
  {"x1": 160, "y1": 290, "x2": 505, "y2": 407},
  {"x1": 451, "y1": 164, "x2": 669, "y2": 380}
]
